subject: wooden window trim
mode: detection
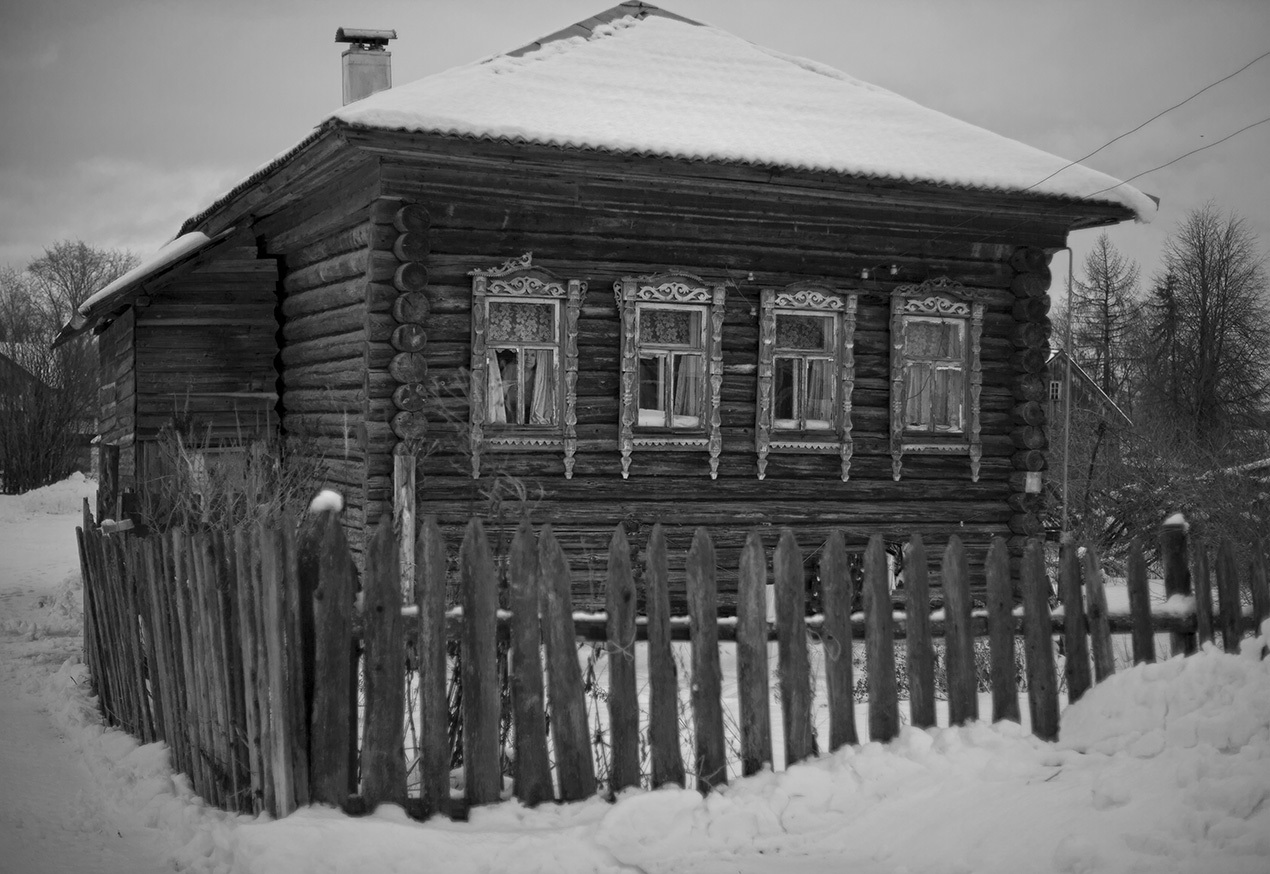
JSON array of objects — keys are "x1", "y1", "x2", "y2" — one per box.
[
  {"x1": 469, "y1": 253, "x2": 584, "y2": 479},
  {"x1": 889, "y1": 277, "x2": 984, "y2": 482},
  {"x1": 614, "y1": 272, "x2": 726, "y2": 480},
  {"x1": 755, "y1": 284, "x2": 858, "y2": 481}
]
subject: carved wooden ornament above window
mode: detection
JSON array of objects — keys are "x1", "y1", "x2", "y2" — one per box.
[
  {"x1": 613, "y1": 272, "x2": 726, "y2": 479},
  {"x1": 469, "y1": 253, "x2": 584, "y2": 479},
  {"x1": 755, "y1": 283, "x2": 858, "y2": 481},
  {"x1": 889, "y1": 276, "x2": 984, "y2": 482}
]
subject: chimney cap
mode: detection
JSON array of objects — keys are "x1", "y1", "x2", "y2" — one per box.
[{"x1": 335, "y1": 27, "x2": 397, "y2": 47}]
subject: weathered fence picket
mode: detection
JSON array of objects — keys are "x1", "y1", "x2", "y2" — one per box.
[
  {"x1": 459, "y1": 519, "x2": 500, "y2": 807},
  {"x1": 686, "y1": 527, "x2": 727, "y2": 792},
  {"x1": 507, "y1": 518, "x2": 551, "y2": 807},
  {"x1": 1193, "y1": 541, "x2": 1214, "y2": 646},
  {"x1": 1059, "y1": 535, "x2": 1091, "y2": 703},
  {"x1": 605, "y1": 524, "x2": 640, "y2": 795},
  {"x1": 904, "y1": 533, "x2": 936, "y2": 730},
  {"x1": 864, "y1": 534, "x2": 899, "y2": 743},
  {"x1": 1215, "y1": 541, "x2": 1242, "y2": 654},
  {"x1": 985, "y1": 537, "x2": 1020, "y2": 724},
  {"x1": 361, "y1": 520, "x2": 406, "y2": 808},
  {"x1": 820, "y1": 529, "x2": 856, "y2": 750},
  {"x1": 775, "y1": 529, "x2": 814, "y2": 766},
  {"x1": 1126, "y1": 538, "x2": 1154, "y2": 664},
  {"x1": 943, "y1": 535, "x2": 977, "y2": 727},
  {"x1": 415, "y1": 516, "x2": 450, "y2": 817},
  {"x1": 1082, "y1": 546, "x2": 1115, "y2": 683},
  {"x1": 736, "y1": 529, "x2": 772, "y2": 775},
  {"x1": 1022, "y1": 540, "x2": 1059, "y2": 742},
  {"x1": 1161, "y1": 517, "x2": 1195, "y2": 657},
  {"x1": 643, "y1": 524, "x2": 684, "y2": 789}
]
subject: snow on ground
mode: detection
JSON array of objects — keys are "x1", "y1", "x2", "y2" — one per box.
[{"x1": 2, "y1": 476, "x2": 1268, "y2": 873}]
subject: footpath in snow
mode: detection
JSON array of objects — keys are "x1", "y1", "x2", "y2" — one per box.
[{"x1": 1, "y1": 476, "x2": 1268, "y2": 873}]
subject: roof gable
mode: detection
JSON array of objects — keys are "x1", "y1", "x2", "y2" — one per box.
[{"x1": 328, "y1": 3, "x2": 1154, "y2": 221}]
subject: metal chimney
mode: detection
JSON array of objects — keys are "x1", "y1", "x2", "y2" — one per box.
[{"x1": 335, "y1": 28, "x2": 397, "y2": 105}]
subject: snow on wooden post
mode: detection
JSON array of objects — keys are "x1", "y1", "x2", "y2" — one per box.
[
  {"x1": 1059, "y1": 534, "x2": 1091, "y2": 703},
  {"x1": 539, "y1": 524, "x2": 594, "y2": 801},
  {"x1": 1126, "y1": 538, "x2": 1155, "y2": 664},
  {"x1": 361, "y1": 520, "x2": 406, "y2": 809},
  {"x1": 905, "y1": 533, "x2": 936, "y2": 730},
  {"x1": 736, "y1": 529, "x2": 773, "y2": 775},
  {"x1": 645, "y1": 524, "x2": 685, "y2": 789},
  {"x1": 605, "y1": 524, "x2": 640, "y2": 796},
  {"x1": 943, "y1": 535, "x2": 977, "y2": 726},
  {"x1": 507, "y1": 519, "x2": 551, "y2": 807},
  {"x1": 1082, "y1": 544, "x2": 1115, "y2": 683},
  {"x1": 415, "y1": 516, "x2": 450, "y2": 818},
  {"x1": 864, "y1": 534, "x2": 899, "y2": 743},
  {"x1": 1215, "y1": 540, "x2": 1242, "y2": 654},
  {"x1": 1193, "y1": 541, "x2": 1215, "y2": 646},
  {"x1": 1022, "y1": 538, "x2": 1059, "y2": 741},
  {"x1": 775, "y1": 528, "x2": 813, "y2": 766},
  {"x1": 985, "y1": 536, "x2": 1020, "y2": 724},
  {"x1": 459, "y1": 519, "x2": 501, "y2": 807},
  {"x1": 687, "y1": 527, "x2": 727, "y2": 792},
  {"x1": 1160, "y1": 514, "x2": 1196, "y2": 657},
  {"x1": 821, "y1": 529, "x2": 857, "y2": 750}
]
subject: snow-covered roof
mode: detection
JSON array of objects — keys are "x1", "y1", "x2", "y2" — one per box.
[{"x1": 325, "y1": 5, "x2": 1154, "y2": 221}]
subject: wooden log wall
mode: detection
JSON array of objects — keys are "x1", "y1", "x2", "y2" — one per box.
[
  {"x1": 132, "y1": 247, "x2": 280, "y2": 446},
  {"x1": 97, "y1": 309, "x2": 137, "y2": 486},
  {"x1": 368, "y1": 141, "x2": 1087, "y2": 612}
]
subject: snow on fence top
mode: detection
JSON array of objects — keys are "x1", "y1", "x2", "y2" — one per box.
[{"x1": 328, "y1": 11, "x2": 1155, "y2": 220}]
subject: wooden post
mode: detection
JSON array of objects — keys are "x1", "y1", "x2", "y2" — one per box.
[
  {"x1": 416, "y1": 517, "x2": 450, "y2": 818},
  {"x1": 863, "y1": 535, "x2": 899, "y2": 743},
  {"x1": 1126, "y1": 538, "x2": 1154, "y2": 665},
  {"x1": 775, "y1": 529, "x2": 813, "y2": 766},
  {"x1": 1082, "y1": 544, "x2": 1115, "y2": 683},
  {"x1": 507, "y1": 519, "x2": 551, "y2": 807},
  {"x1": 1214, "y1": 540, "x2": 1241, "y2": 654},
  {"x1": 820, "y1": 530, "x2": 857, "y2": 749},
  {"x1": 686, "y1": 527, "x2": 726, "y2": 792},
  {"x1": 644, "y1": 524, "x2": 684, "y2": 789},
  {"x1": 279, "y1": 516, "x2": 310, "y2": 808},
  {"x1": 307, "y1": 511, "x2": 356, "y2": 810},
  {"x1": 1059, "y1": 534, "x2": 1091, "y2": 703},
  {"x1": 1251, "y1": 544, "x2": 1270, "y2": 631},
  {"x1": 605, "y1": 524, "x2": 640, "y2": 795},
  {"x1": 905, "y1": 533, "x2": 935, "y2": 730},
  {"x1": 1160, "y1": 515, "x2": 1195, "y2": 657},
  {"x1": 361, "y1": 520, "x2": 406, "y2": 808},
  {"x1": 1193, "y1": 541, "x2": 1214, "y2": 646},
  {"x1": 943, "y1": 535, "x2": 977, "y2": 726},
  {"x1": 393, "y1": 453, "x2": 416, "y2": 597},
  {"x1": 459, "y1": 519, "x2": 501, "y2": 807},
  {"x1": 98, "y1": 444, "x2": 119, "y2": 524},
  {"x1": 539, "y1": 524, "x2": 594, "y2": 801},
  {"x1": 985, "y1": 537, "x2": 1020, "y2": 723},
  {"x1": 1021, "y1": 539, "x2": 1059, "y2": 741},
  {"x1": 736, "y1": 530, "x2": 772, "y2": 775}
]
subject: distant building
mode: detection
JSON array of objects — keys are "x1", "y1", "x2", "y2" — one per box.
[{"x1": 1045, "y1": 349, "x2": 1132, "y2": 430}]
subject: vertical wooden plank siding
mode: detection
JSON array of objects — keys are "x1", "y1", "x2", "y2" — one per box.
[
  {"x1": 459, "y1": 519, "x2": 501, "y2": 807},
  {"x1": 1215, "y1": 541, "x2": 1242, "y2": 654},
  {"x1": 1126, "y1": 538, "x2": 1155, "y2": 664},
  {"x1": 736, "y1": 530, "x2": 772, "y2": 775},
  {"x1": 605, "y1": 525, "x2": 640, "y2": 795},
  {"x1": 863, "y1": 535, "x2": 899, "y2": 743},
  {"x1": 539, "y1": 524, "x2": 594, "y2": 801},
  {"x1": 507, "y1": 520, "x2": 551, "y2": 806},
  {"x1": 942, "y1": 536, "x2": 977, "y2": 726},
  {"x1": 904, "y1": 533, "x2": 936, "y2": 730},
  {"x1": 1160, "y1": 517, "x2": 1195, "y2": 657},
  {"x1": 1021, "y1": 539, "x2": 1059, "y2": 741},
  {"x1": 1082, "y1": 544, "x2": 1116, "y2": 683},
  {"x1": 1058, "y1": 535, "x2": 1091, "y2": 703},
  {"x1": 644, "y1": 524, "x2": 684, "y2": 789},
  {"x1": 774, "y1": 529, "x2": 813, "y2": 765},
  {"x1": 308, "y1": 512, "x2": 355, "y2": 809},
  {"x1": 361, "y1": 520, "x2": 406, "y2": 807},
  {"x1": 820, "y1": 530, "x2": 856, "y2": 750},
  {"x1": 1193, "y1": 542, "x2": 1214, "y2": 646},
  {"x1": 686, "y1": 528, "x2": 727, "y2": 792},
  {"x1": 985, "y1": 537, "x2": 1020, "y2": 723},
  {"x1": 416, "y1": 517, "x2": 451, "y2": 818}
]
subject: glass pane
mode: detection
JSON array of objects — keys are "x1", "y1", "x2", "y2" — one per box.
[
  {"x1": 525, "y1": 349, "x2": 558, "y2": 425},
  {"x1": 776, "y1": 313, "x2": 834, "y2": 351},
  {"x1": 638, "y1": 353, "x2": 666, "y2": 426},
  {"x1": 932, "y1": 367, "x2": 964, "y2": 430},
  {"x1": 905, "y1": 362, "x2": 931, "y2": 429},
  {"x1": 906, "y1": 318, "x2": 963, "y2": 359},
  {"x1": 804, "y1": 358, "x2": 834, "y2": 429},
  {"x1": 670, "y1": 354, "x2": 703, "y2": 427},
  {"x1": 640, "y1": 307, "x2": 702, "y2": 348},
  {"x1": 488, "y1": 348, "x2": 519, "y2": 423},
  {"x1": 488, "y1": 301, "x2": 555, "y2": 343},
  {"x1": 774, "y1": 357, "x2": 796, "y2": 425}
]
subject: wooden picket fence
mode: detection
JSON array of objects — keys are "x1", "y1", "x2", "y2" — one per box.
[{"x1": 76, "y1": 506, "x2": 1270, "y2": 820}]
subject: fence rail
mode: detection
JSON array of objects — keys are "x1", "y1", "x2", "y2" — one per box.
[{"x1": 76, "y1": 506, "x2": 1270, "y2": 820}]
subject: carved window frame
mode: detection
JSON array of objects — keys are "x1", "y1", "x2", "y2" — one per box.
[
  {"x1": 755, "y1": 283, "x2": 857, "y2": 481},
  {"x1": 469, "y1": 253, "x2": 584, "y2": 479},
  {"x1": 614, "y1": 272, "x2": 726, "y2": 480},
  {"x1": 889, "y1": 277, "x2": 983, "y2": 482}
]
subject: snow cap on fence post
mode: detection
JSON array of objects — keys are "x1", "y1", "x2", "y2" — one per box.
[{"x1": 308, "y1": 489, "x2": 345, "y2": 513}]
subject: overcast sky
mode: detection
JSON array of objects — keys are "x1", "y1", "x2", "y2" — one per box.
[{"x1": 2, "y1": 0, "x2": 1268, "y2": 300}]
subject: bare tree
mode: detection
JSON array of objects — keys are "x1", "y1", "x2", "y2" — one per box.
[
  {"x1": 27, "y1": 241, "x2": 137, "y2": 333},
  {"x1": 1071, "y1": 233, "x2": 1140, "y2": 402},
  {"x1": 1142, "y1": 204, "x2": 1270, "y2": 450}
]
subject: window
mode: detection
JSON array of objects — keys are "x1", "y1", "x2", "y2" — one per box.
[
  {"x1": 614, "y1": 273, "x2": 726, "y2": 479},
  {"x1": 889, "y1": 277, "x2": 983, "y2": 482},
  {"x1": 1049, "y1": 380, "x2": 1062, "y2": 402},
  {"x1": 755, "y1": 285, "x2": 857, "y2": 481},
  {"x1": 469, "y1": 253, "x2": 584, "y2": 479}
]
